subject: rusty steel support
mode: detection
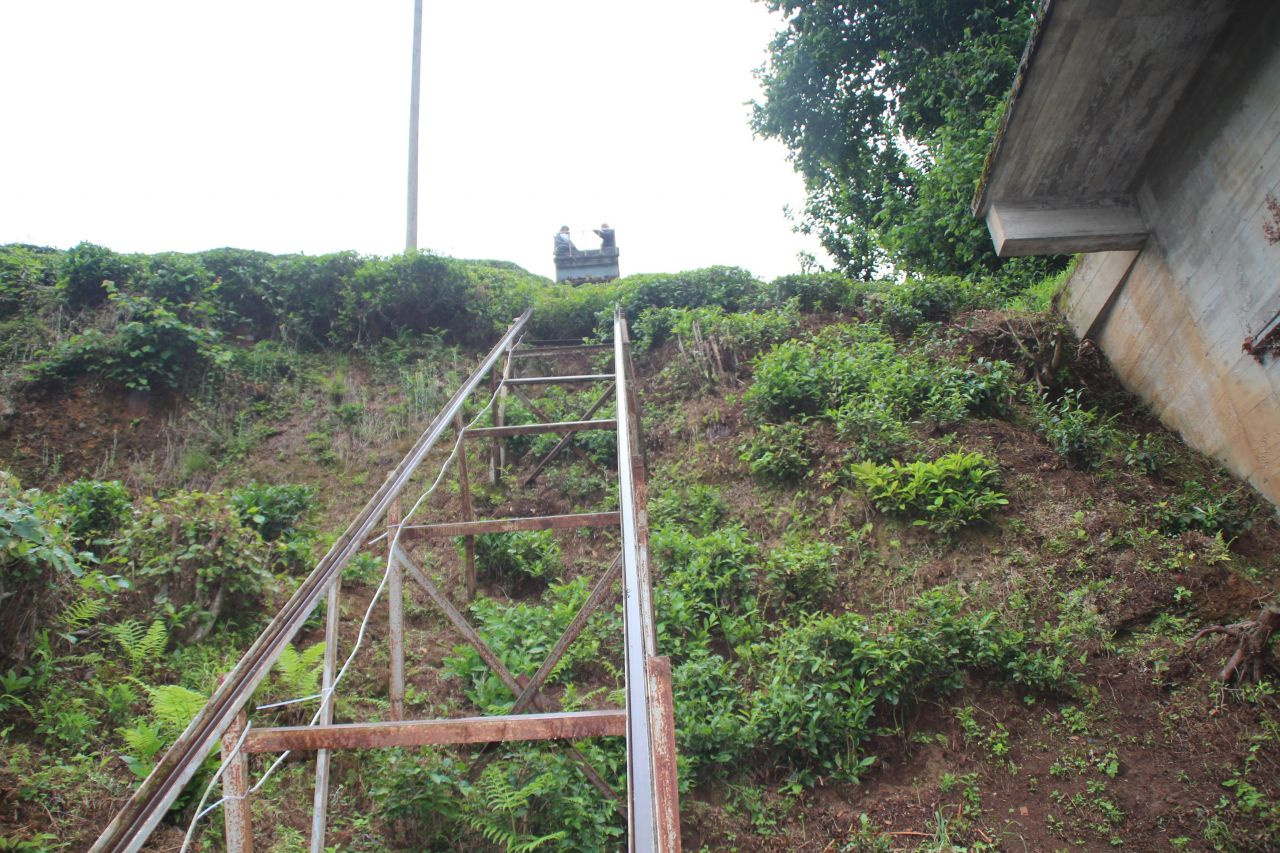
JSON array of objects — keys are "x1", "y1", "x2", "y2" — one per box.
[
  {"x1": 510, "y1": 344, "x2": 612, "y2": 359},
  {"x1": 505, "y1": 373, "x2": 614, "y2": 386},
  {"x1": 90, "y1": 309, "x2": 532, "y2": 853},
  {"x1": 398, "y1": 511, "x2": 620, "y2": 540},
  {"x1": 242, "y1": 710, "x2": 626, "y2": 753},
  {"x1": 490, "y1": 344, "x2": 514, "y2": 484},
  {"x1": 221, "y1": 697, "x2": 253, "y2": 853},
  {"x1": 464, "y1": 418, "x2": 617, "y2": 439},
  {"x1": 309, "y1": 578, "x2": 341, "y2": 853},
  {"x1": 387, "y1": 496, "x2": 405, "y2": 722},
  {"x1": 453, "y1": 412, "x2": 478, "y2": 601}
]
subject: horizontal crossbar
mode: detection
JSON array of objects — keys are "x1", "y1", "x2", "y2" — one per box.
[
  {"x1": 511, "y1": 345, "x2": 612, "y2": 358},
  {"x1": 398, "y1": 511, "x2": 620, "y2": 539},
  {"x1": 465, "y1": 419, "x2": 616, "y2": 438},
  {"x1": 505, "y1": 374, "x2": 614, "y2": 386},
  {"x1": 241, "y1": 709, "x2": 626, "y2": 753}
]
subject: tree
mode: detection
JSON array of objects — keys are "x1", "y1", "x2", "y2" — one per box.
[{"x1": 752, "y1": 0, "x2": 1061, "y2": 282}]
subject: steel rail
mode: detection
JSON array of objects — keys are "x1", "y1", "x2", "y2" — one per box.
[
  {"x1": 90, "y1": 309, "x2": 532, "y2": 853},
  {"x1": 614, "y1": 308, "x2": 681, "y2": 852}
]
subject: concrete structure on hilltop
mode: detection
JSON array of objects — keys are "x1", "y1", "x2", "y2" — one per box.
[{"x1": 975, "y1": 0, "x2": 1280, "y2": 506}]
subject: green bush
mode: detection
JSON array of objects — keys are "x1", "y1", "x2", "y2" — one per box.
[
  {"x1": 619, "y1": 266, "x2": 766, "y2": 316},
  {"x1": 764, "y1": 536, "x2": 840, "y2": 609},
  {"x1": 122, "y1": 491, "x2": 270, "y2": 640},
  {"x1": 829, "y1": 398, "x2": 916, "y2": 464},
  {"x1": 0, "y1": 475, "x2": 79, "y2": 667},
  {"x1": 30, "y1": 287, "x2": 229, "y2": 392},
  {"x1": 229, "y1": 481, "x2": 313, "y2": 542},
  {"x1": 848, "y1": 451, "x2": 1008, "y2": 533},
  {"x1": 54, "y1": 479, "x2": 131, "y2": 548},
  {"x1": 770, "y1": 272, "x2": 857, "y2": 312},
  {"x1": 445, "y1": 577, "x2": 615, "y2": 712},
  {"x1": 746, "y1": 588, "x2": 1071, "y2": 777},
  {"x1": 653, "y1": 523, "x2": 761, "y2": 658},
  {"x1": 649, "y1": 482, "x2": 728, "y2": 535},
  {"x1": 868, "y1": 276, "x2": 1001, "y2": 333},
  {"x1": 1155, "y1": 481, "x2": 1255, "y2": 541},
  {"x1": 739, "y1": 422, "x2": 812, "y2": 483},
  {"x1": 61, "y1": 242, "x2": 136, "y2": 310},
  {"x1": 672, "y1": 652, "x2": 754, "y2": 784},
  {"x1": 470, "y1": 529, "x2": 561, "y2": 584},
  {"x1": 1030, "y1": 388, "x2": 1116, "y2": 470},
  {"x1": 0, "y1": 245, "x2": 60, "y2": 319}
]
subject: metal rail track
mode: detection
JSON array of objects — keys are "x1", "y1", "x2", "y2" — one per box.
[{"x1": 90, "y1": 307, "x2": 681, "y2": 852}]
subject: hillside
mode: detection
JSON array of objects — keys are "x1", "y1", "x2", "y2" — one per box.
[{"x1": 1, "y1": 246, "x2": 1278, "y2": 851}]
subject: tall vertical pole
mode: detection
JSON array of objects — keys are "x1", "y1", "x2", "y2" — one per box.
[
  {"x1": 220, "y1": 681, "x2": 253, "y2": 853},
  {"x1": 387, "y1": 498, "x2": 406, "y2": 721},
  {"x1": 405, "y1": 0, "x2": 424, "y2": 251}
]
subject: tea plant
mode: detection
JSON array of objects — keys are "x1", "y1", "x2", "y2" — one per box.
[
  {"x1": 471, "y1": 529, "x2": 562, "y2": 584},
  {"x1": 847, "y1": 451, "x2": 1008, "y2": 533},
  {"x1": 739, "y1": 422, "x2": 812, "y2": 484},
  {"x1": 1030, "y1": 388, "x2": 1116, "y2": 469}
]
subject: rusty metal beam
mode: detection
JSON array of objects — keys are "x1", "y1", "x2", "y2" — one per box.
[
  {"x1": 90, "y1": 309, "x2": 533, "y2": 853},
  {"x1": 221, "y1": 691, "x2": 253, "y2": 852},
  {"x1": 398, "y1": 512, "x2": 619, "y2": 540},
  {"x1": 511, "y1": 344, "x2": 612, "y2": 358},
  {"x1": 505, "y1": 373, "x2": 614, "y2": 386},
  {"x1": 464, "y1": 419, "x2": 617, "y2": 439},
  {"x1": 241, "y1": 710, "x2": 626, "y2": 753}
]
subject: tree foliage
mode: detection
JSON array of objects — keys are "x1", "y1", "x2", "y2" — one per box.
[{"x1": 752, "y1": 0, "x2": 1062, "y2": 280}]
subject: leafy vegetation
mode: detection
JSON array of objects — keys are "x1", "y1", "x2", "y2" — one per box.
[{"x1": 848, "y1": 451, "x2": 1008, "y2": 533}]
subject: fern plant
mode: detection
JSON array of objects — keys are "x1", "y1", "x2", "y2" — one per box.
[
  {"x1": 103, "y1": 619, "x2": 168, "y2": 674},
  {"x1": 465, "y1": 763, "x2": 569, "y2": 852}
]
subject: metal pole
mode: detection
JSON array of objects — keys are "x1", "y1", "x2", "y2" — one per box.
[
  {"x1": 405, "y1": 0, "x2": 423, "y2": 251},
  {"x1": 388, "y1": 497, "x2": 405, "y2": 721},
  {"x1": 221, "y1": 689, "x2": 253, "y2": 853},
  {"x1": 309, "y1": 578, "x2": 341, "y2": 853}
]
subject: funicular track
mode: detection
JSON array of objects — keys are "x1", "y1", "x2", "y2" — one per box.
[{"x1": 90, "y1": 308, "x2": 681, "y2": 853}]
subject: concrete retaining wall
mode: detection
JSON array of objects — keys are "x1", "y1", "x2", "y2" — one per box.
[{"x1": 1063, "y1": 6, "x2": 1280, "y2": 506}]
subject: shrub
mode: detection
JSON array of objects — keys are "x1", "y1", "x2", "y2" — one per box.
[
  {"x1": 0, "y1": 244, "x2": 60, "y2": 319},
  {"x1": 54, "y1": 479, "x2": 131, "y2": 548},
  {"x1": 61, "y1": 242, "x2": 135, "y2": 310},
  {"x1": 122, "y1": 491, "x2": 270, "y2": 641},
  {"x1": 30, "y1": 287, "x2": 229, "y2": 392},
  {"x1": 764, "y1": 536, "x2": 840, "y2": 609},
  {"x1": 619, "y1": 266, "x2": 766, "y2": 316},
  {"x1": 1155, "y1": 481, "x2": 1255, "y2": 541},
  {"x1": 229, "y1": 481, "x2": 313, "y2": 542},
  {"x1": 739, "y1": 422, "x2": 812, "y2": 483},
  {"x1": 1030, "y1": 388, "x2": 1116, "y2": 469},
  {"x1": 848, "y1": 451, "x2": 1008, "y2": 532},
  {"x1": 746, "y1": 588, "x2": 1071, "y2": 777},
  {"x1": 868, "y1": 276, "x2": 1000, "y2": 333},
  {"x1": 470, "y1": 529, "x2": 561, "y2": 584},
  {"x1": 653, "y1": 523, "x2": 761, "y2": 657},
  {"x1": 829, "y1": 398, "x2": 916, "y2": 463},
  {"x1": 649, "y1": 481, "x2": 727, "y2": 535},
  {"x1": 672, "y1": 652, "x2": 754, "y2": 784},
  {"x1": 769, "y1": 272, "x2": 856, "y2": 312},
  {"x1": 0, "y1": 475, "x2": 79, "y2": 667}
]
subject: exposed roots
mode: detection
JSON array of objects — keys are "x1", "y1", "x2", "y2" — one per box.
[{"x1": 1189, "y1": 605, "x2": 1280, "y2": 683}]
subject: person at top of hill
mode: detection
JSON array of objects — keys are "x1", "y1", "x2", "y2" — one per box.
[
  {"x1": 594, "y1": 223, "x2": 616, "y2": 249},
  {"x1": 554, "y1": 225, "x2": 575, "y2": 256}
]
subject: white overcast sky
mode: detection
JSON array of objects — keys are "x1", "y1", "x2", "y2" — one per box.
[{"x1": 0, "y1": 1, "x2": 826, "y2": 281}]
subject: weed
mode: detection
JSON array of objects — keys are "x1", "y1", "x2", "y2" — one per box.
[{"x1": 739, "y1": 421, "x2": 812, "y2": 483}]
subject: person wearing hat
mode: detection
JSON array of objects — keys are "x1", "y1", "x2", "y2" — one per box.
[
  {"x1": 554, "y1": 225, "x2": 575, "y2": 256},
  {"x1": 594, "y1": 222, "x2": 616, "y2": 250}
]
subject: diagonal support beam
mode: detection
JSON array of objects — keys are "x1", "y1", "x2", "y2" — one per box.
[
  {"x1": 469, "y1": 553, "x2": 624, "y2": 780},
  {"x1": 395, "y1": 548, "x2": 621, "y2": 802}
]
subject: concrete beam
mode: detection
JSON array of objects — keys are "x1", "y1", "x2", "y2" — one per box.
[{"x1": 986, "y1": 199, "x2": 1148, "y2": 256}]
